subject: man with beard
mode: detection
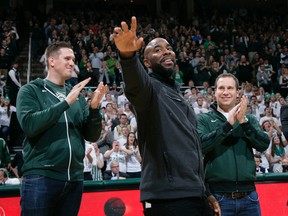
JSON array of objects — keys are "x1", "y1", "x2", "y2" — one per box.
[{"x1": 111, "y1": 17, "x2": 218, "y2": 216}]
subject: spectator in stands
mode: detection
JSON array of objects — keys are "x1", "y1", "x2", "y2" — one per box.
[
  {"x1": 91, "y1": 142, "x2": 104, "y2": 181},
  {"x1": 89, "y1": 46, "x2": 104, "y2": 84},
  {"x1": 103, "y1": 103, "x2": 116, "y2": 128},
  {"x1": 278, "y1": 64, "x2": 288, "y2": 98},
  {"x1": 103, "y1": 160, "x2": 129, "y2": 180},
  {"x1": 193, "y1": 97, "x2": 209, "y2": 115},
  {"x1": 0, "y1": 168, "x2": 20, "y2": 185},
  {"x1": 109, "y1": 82, "x2": 123, "y2": 103},
  {"x1": 125, "y1": 132, "x2": 142, "y2": 178},
  {"x1": 197, "y1": 73, "x2": 269, "y2": 216},
  {"x1": 259, "y1": 107, "x2": 281, "y2": 128},
  {"x1": 172, "y1": 64, "x2": 184, "y2": 86},
  {"x1": 281, "y1": 103, "x2": 288, "y2": 141},
  {"x1": 0, "y1": 137, "x2": 11, "y2": 169},
  {"x1": 0, "y1": 95, "x2": 16, "y2": 142},
  {"x1": 257, "y1": 63, "x2": 272, "y2": 93},
  {"x1": 104, "y1": 140, "x2": 127, "y2": 173},
  {"x1": 16, "y1": 41, "x2": 105, "y2": 216},
  {"x1": 6, "y1": 60, "x2": 21, "y2": 106},
  {"x1": 117, "y1": 91, "x2": 128, "y2": 110},
  {"x1": 254, "y1": 154, "x2": 269, "y2": 174},
  {"x1": 0, "y1": 48, "x2": 10, "y2": 79},
  {"x1": 10, "y1": 150, "x2": 23, "y2": 178},
  {"x1": 96, "y1": 120, "x2": 114, "y2": 155},
  {"x1": 250, "y1": 95, "x2": 261, "y2": 120},
  {"x1": 270, "y1": 93, "x2": 282, "y2": 118},
  {"x1": 113, "y1": 113, "x2": 131, "y2": 140},
  {"x1": 269, "y1": 135, "x2": 288, "y2": 172},
  {"x1": 99, "y1": 60, "x2": 110, "y2": 85},
  {"x1": 112, "y1": 16, "x2": 213, "y2": 216},
  {"x1": 123, "y1": 102, "x2": 134, "y2": 122},
  {"x1": 83, "y1": 141, "x2": 97, "y2": 180},
  {"x1": 237, "y1": 54, "x2": 253, "y2": 85},
  {"x1": 117, "y1": 126, "x2": 129, "y2": 147}
]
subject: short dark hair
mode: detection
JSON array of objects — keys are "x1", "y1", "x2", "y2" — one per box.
[
  {"x1": 214, "y1": 73, "x2": 239, "y2": 90},
  {"x1": 45, "y1": 41, "x2": 72, "y2": 63}
]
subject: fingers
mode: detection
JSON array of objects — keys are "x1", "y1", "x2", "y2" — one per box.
[
  {"x1": 74, "y1": 78, "x2": 91, "y2": 90},
  {"x1": 121, "y1": 21, "x2": 129, "y2": 33},
  {"x1": 131, "y1": 16, "x2": 137, "y2": 32}
]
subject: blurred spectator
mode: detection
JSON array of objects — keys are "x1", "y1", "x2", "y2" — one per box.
[
  {"x1": 0, "y1": 95, "x2": 16, "y2": 142},
  {"x1": 91, "y1": 142, "x2": 104, "y2": 181},
  {"x1": 89, "y1": 46, "x2": 104, "y2": 84},
  {"x1": 104, "y1": 141, "x2": 127, "y2": 173},
  {"x1": 103, "y1": 160, "x2": 129, "y2": 180},
  {"x1": 172, "y1": 64, "x2": 184, "y2": 86},
  {"x1": 125, "y1": 132, "x2": 142, "y2": 178},
  {"x1": 254, "y1": 154, "x2": 269, "y2": 174},
  {"x1": 0, "y1": 137, "x2": 11, "y2": 169},
  {"x1": 193, "y1": 97, "x2": 209, "y2": 115},
  {"x1": 269, "y1": 135, "x2": 288, "y2": 172},
  {"x1": 10, "y1": 150, "x2": 23, "y2": 178},
  {"x1": 113, "y1": 114, "x2": 131, "y2": 141},
  {"x1": 6, "y1": 61, "x2": 21, "y2": 106},
  {"x1": 99, "y1": 60, "x2": 110, "y2": 85},
  {"x1": 0, "y1": 168, "x2": 20, "y2": 185}
]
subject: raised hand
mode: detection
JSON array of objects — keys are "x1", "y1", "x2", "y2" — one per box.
[
  {"x1": 228, "y1": 103, "x2": 240, "y2": 126},
  {"x1": 111, "y1": 16, "x2": 144, "y2": 57},
  {"x1": 66, "y1": 78, "x2": 91, "y2": 106},
  {"x1": 90, "y1": 82, "x2": 107, "y2": 109},
  {"x1": 237, "y1": 96, "x2": 248, "y2": 123}
]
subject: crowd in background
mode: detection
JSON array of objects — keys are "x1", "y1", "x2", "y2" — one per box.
[{"x1": 1, "y1": 5, "x2": 288, "y2": 184}]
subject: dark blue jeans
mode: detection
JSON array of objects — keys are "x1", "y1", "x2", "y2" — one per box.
[
  {"x1": 213, "y1": 191, "x2": 261, "y2": 216},
  {"x1": 20, "y1": 175, "x2": 83, "y2": 216}
]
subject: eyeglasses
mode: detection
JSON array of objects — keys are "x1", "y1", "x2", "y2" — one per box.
[{"x1": 111, "y1": 166, "x2": 119, "y2": 168}]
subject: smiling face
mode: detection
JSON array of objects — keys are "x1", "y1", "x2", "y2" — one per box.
[
  {"x1": 143, "y1": 38, "x2": 176, "y2": 78},
  {"x1": 45, "y1": 42, "x2": 75, "y2": 85},
  {"x1": 50, "y1": 47, "x2": 75, "y2": 81},
  {"x1": 215, "y1": 76, "x2": 238, "y2": 112}
]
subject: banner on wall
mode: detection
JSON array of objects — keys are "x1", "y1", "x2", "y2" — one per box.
[{"x1": 0, "y1": 183, "x2": 287, "y2": 216}]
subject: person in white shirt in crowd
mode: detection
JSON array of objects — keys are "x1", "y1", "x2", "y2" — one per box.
[
  {"x1": 125, "y1": 132, "x2": 142, "y2": 178},
  {"x1": 123, "y1": 102, "x2": 134, "y2": 122},
  {"x1": 117, "y1": 91, "x2": 128, "y2": 110},
  {"x1": 91, "y1": 142, "x2": 104, "y2": 181},
  {"x1": 193, "y1": 97, "x2": 209, "y2": 115},
  {"x1": 0, "y1": 168, "x2": 20, "y2": 185},
  {"x1": 259, "y1": 107, "x2": 281, "y2": 127},
  {"x1": 183, "y1": 80, "x2": 195, "y2": 95},
  {"x1": 101, "y1": 92, "x2": 116, "y2": 109},
  {"x1": 103, "y1": 103, "x2": 116, "y2": 128},
  {"x1": 0, "y1": 96, "x2": 16, "y2": 141},
  {"x1": 261, "y1": 119, "x2": 287, "y2": 145},
  {"x1": 113, "y1": 113, "x2": 131, "y2": 140},
  {"x1": 83, "y1": 141, "x2": 97, "y2": 180},
  {"x1": 250, "y1": 95, "x2": 261, "y2": 121},
  {"x1": 269, "y1": 93, "x2": 281, "y2": 119},
  {"x1": 117, "y1": 126, "x2": 129, "y2": 147},
  {"x1": 99, "y1": 60, "x2": 110, "y2": 85},
  {"x1": 89, "y1": 46, "x2": 105, "y2": 83},
  {"x1": 104, "y1": 140, "x2": 127, "y2": 173}
]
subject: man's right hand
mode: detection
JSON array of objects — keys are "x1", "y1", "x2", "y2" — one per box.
[
  {"x1": 66, "y1": 78, "x2": 91, "y2": 106},
  {"x1": 111, "y1": 16, "x2": 144, "y2": 58}
]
